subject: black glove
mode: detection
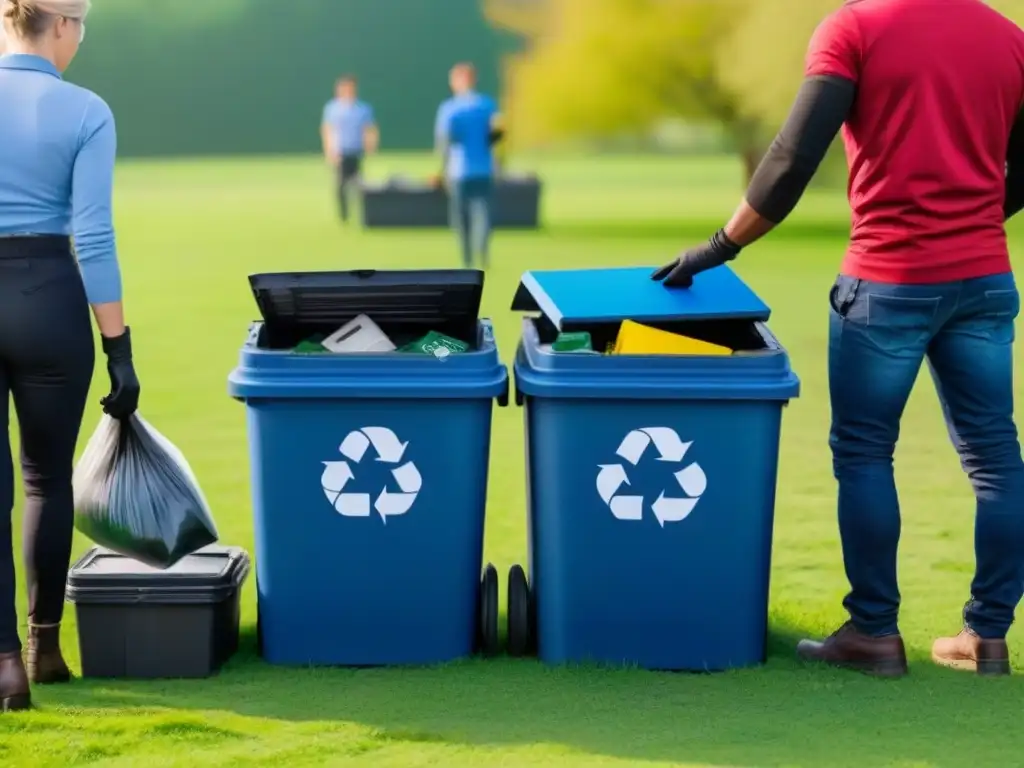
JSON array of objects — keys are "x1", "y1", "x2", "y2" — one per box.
[
  {"x1": 101, "y1": 328, "x2": 141, "y2": 420},
  {"x1": 651, "y1": 229, "x2": 742, "y2": 288},
  {"x1": 488, "y1": 127, "x2": 505, "y2": 146}
]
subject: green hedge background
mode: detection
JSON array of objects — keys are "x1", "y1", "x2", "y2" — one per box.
[{"x1": 68, "y1": 0, "x2": 510, "y2": 157}]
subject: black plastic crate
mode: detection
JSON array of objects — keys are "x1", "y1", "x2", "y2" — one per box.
[
  {"x1": 361, "y1": 177, "x2": 542, "y2": 230},
  {"x1": 66, "y1": 546, "x2": 250, "y2": 679}
]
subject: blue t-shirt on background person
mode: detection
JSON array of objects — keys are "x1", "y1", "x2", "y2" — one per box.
[
  {"x1": 322, "y1": 98, "x2": 375, "y2": 155},
  {"x1": 435, "y1": 92, "x2": 498, "y2": 182}
]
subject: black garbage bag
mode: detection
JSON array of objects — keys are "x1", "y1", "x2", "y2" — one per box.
[{"x1": 72, "y1": 414, "x2": 219, "y2": 569}]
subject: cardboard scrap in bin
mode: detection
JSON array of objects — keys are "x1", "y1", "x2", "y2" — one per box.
[
  {"x1": 291, "y1": 316, "x2": 400, "y2": 355},
  {"x1": 612, "y1": 320, "x2": 732, "y2": 356},
  {"x1": 322, "y1": 315, "x2": 397, "y2": 353}
]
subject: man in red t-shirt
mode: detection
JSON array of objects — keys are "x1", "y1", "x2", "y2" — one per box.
[{"x1": 654, "y1": 0, "x2": 1024, "y2": 677}]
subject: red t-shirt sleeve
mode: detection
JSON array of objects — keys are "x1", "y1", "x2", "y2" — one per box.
[{"x1": 805, "y1": 8, "x2": 862, "y2": 82}]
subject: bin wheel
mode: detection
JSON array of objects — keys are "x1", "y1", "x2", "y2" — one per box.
[
  {"x1": 477, "y1": 563, "x2": 500, "y2": 657},
  {"x1": 507, "y1": 564, "x2": 533, "y2": 658}
]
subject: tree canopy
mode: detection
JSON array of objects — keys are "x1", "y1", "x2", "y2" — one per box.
[
  {"x1": 488, "y1": 0, "x2": 767, "y2": 176},
  {"x1": 488, "y1": 0, "x2": 1024, "y2": 183}
]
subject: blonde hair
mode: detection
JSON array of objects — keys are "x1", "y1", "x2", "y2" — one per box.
[{"x1": 1, "y1": 0, "x2": 90, "y2": 41}]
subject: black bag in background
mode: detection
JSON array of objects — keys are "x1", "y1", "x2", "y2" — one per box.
[{"x1": 73, "y1": 414, "x2": 219, "y2": 569}]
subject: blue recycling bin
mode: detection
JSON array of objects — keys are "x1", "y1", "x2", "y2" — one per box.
[
  {"x1": 228, "y1": 270, "x2": 508, "y2": 666},
  {"x1": 506, "y1": 266, "x2": 800, "y2": 671}
]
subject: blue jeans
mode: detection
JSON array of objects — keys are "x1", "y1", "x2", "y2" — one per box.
[
  {"x1": 829, "y1": 273, "x2": 1024, "y2": 639},
  {"x1": 449, "y1": 177, "x2": 493, "y2": 268}
]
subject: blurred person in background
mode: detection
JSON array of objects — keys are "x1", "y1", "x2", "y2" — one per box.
[
  {"x1": 320, "y1": 74, "x2": 379, "y2": 225},
  {"x1": 0, "y1": 0, "x2": 140, "y2": 711},
  {"x1": 435, "y1": 62, "x2": 505, "y2": 269},
  {"x1": 652, "y1": 0, "x2": 1024, "y2": 677}
]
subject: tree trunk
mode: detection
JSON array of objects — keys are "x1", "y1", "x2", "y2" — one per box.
[
  {"x1": 741, "y1": 144, "x2": 763, "y2": 185},
  {"x1": 722, "y1": 116, "x2": 766, "y2": 186}
]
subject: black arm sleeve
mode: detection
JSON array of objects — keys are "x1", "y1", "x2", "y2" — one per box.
[
  {"x1": 745, "y1": 75, "x2": 856, "y2": 224},
  {"x1": 1005, "y1": 108, "x2": 1024, "y2": 220}
]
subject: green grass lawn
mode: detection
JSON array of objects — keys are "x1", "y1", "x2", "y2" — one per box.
[{"x1": 3, "y1": 153, "x2": 1024, "y2": 767}]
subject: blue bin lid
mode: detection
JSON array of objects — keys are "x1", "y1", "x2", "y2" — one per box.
[{"x1": 510, "y1": 266, "x2": 770, "y2": 328}]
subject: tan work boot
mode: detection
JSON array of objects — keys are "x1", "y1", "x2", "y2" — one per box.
[
  {"x1": 797, "y1": 621, "x2": 909, "y2": 677},
  {"x1": 932, "y1": 629, "x2": 1010, "y2": 676},
  {"x1": 0, "y1": 651, "x2": 31, "y2": 712},
  {"x1": 26, "y1": 623, "x2": 71, "y2": 685}
]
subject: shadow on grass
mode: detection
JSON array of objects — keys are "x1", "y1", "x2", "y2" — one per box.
[{"x1": 47, "y1": 620, "x2": 1024, "y2": 767}]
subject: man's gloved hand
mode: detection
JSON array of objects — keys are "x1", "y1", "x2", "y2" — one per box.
[
  {"x1": 101, "y1": 328, "x2": 141, "y2": 420},
  {"x1": 651, "y1": 229, "x2": 742, "y2": 288}
]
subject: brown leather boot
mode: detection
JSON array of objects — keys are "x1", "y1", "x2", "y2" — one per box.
[
  {"x1": 797, "y1": 622, "x2": 909, "y2": 677},
  {"x1": 932, "y1": 629, "x2": 1010, "y2": 676},
  {"x1": 26, "y1": 624, "x2": 71, "y2": 685},
  {"x1": 0, "y1": 651, "x2": 31, "y2": 712}
]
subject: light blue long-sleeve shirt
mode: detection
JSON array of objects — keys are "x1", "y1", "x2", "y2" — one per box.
[{"x1": 0, "y1": 54, "x2": 122, "y2": 304}]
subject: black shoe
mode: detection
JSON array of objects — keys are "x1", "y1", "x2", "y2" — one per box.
[{"x1": 0, "y1": 651, "x2": 31, "y2": 712}]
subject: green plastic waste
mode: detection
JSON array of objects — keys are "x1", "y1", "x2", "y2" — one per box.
[
  {"x1": 294, "y1": 335, "x2": 329, "y2": 354},
  {"x1": 552, "y1": 331, "x2": 593, "y2": 353},
  {"x1": 399, "y1": 331, "x2": 469, "y2": 360}
]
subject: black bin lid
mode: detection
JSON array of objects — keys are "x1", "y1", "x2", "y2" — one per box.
[
  {"x1": 66, "y1": 546, "x2": 250, "y2": 605},
  {"x1": 249, "y1": 269, "x2": 484, "y2": 344}
]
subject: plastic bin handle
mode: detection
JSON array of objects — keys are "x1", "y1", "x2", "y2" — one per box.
[
  {"x1": 513, "y1": 373, "x2": 524, "y2": 407},
  {"x1": 245, "y1": 322, "x2": 262, "y2": 348},
  {"x1": 496, "y1": 377, "x2": 509, "y2": 408}
]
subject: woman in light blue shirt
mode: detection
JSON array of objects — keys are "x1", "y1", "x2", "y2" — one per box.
[{"x1": 0, "y1": 0, "x2": 140, "y2": 712}]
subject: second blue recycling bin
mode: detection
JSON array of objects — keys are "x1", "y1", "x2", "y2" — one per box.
[
  {"x1": 229, "y1": 270, "x2": 508, "y2": 666},
  {"x1": 507, "y1": 266, "x2": 800, "y2": 671}
]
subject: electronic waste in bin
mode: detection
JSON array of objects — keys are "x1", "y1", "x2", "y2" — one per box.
[
  {"x1": 228, "y1": 270, "x2": 509, "y2": 666},
  {"x1": 507, "y1": 266, "x2": 800, "y2": 671}
]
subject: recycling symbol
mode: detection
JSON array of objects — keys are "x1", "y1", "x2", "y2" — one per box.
[
  {"x1": 320, "y1": 427, "x2": 422, "y2": 523},
  {"x1": 596, "y1": 427, "x2": 707, "y2": 527}
]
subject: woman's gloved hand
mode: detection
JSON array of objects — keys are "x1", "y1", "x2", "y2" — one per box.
[
  {"x1": 651, "y1": 229, "x2": 742, "y2": 287},
  {"x1": 101, "y1": 328, "x2": 141, "y2": 420}
]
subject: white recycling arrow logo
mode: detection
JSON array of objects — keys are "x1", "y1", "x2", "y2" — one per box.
[
  {"x1": 320, "y1": 427, "x2": 422, "y2": 523},
  {"x1": 596, "y1": 427, "x2": 707, "y2": 527}
]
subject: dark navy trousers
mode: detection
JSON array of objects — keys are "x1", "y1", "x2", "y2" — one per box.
[
  {"x1": 336, "y1": 153, "x2": 364, "y2": 223},
  {"x1": 0, "y1": 236, "x2": 94, "y2": 653}
]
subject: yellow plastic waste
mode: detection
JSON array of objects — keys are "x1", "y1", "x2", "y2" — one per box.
[{"x1": 612, "y1": 320, "x2": 732, "y2": 356}]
